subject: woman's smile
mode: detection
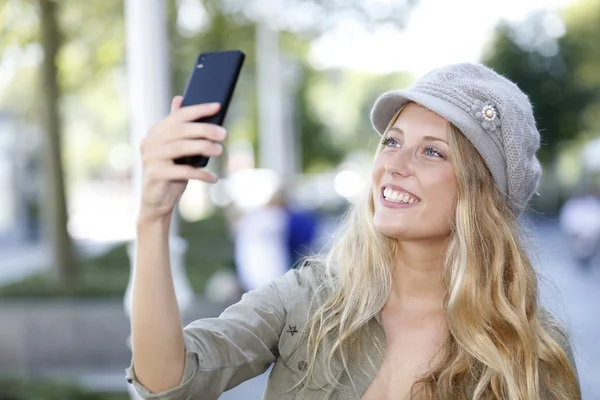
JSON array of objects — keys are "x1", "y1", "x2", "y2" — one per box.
[{"x1": 380, "y1": 184, "x2": 421, "y2": 209}]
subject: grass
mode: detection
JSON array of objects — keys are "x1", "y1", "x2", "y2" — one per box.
[{"x1": 0, "y1": 213, "x2": 234, "y2": 298}]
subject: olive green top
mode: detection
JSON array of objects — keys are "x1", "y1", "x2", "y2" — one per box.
[{"x1": 125, "y1": 265, "x2": 579, "y2": 400}]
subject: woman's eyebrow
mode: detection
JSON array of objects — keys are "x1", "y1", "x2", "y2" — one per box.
[
  {"x1": 388, "y1": 127, "x2": 448, "y2": 145},
  {"x1": 423, "y1": 136, "x2": 448, "y2": 145},
  {"x1": 387, "y1": 127, "x2": 403, "y2": 136}
]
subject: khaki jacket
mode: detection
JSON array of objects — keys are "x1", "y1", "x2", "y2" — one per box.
[{"x1": 125, "y1": 265, "x2": 578, "y2": 400}]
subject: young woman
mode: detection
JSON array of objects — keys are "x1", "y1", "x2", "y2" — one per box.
[{"x1": 126, "y1": 63, "x2": 581, "y2": 399}]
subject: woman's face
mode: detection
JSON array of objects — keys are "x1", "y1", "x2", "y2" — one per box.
[{"x1": 372, "y1": 102, "x2": 457, "y2": 241}]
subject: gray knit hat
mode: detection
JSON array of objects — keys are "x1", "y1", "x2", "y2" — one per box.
[{"x1": 370, "y1": 63, "x2": 541, "y2": 216}]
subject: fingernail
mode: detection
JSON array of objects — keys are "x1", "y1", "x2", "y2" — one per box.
[{"x1": 209, "y1": 102, "x2": 220, "y2": 108}]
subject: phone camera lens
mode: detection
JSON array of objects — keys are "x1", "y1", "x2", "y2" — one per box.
[{"x1": 197, "y1": 55, "x2": 206, "y2": 68}]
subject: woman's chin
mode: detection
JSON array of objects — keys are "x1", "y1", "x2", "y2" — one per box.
[
  {"x1": 373, "y1": 218, "x2": 410, "y2": 239},
  {"x1": 373, "y1": 216, "x2": 438, "y2": 241}
]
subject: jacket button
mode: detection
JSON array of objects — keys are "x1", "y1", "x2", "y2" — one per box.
[{"x1": 297, "y1": 360, "x2": 308, "y2": 372}]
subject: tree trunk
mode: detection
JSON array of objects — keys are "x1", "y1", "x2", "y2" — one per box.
[{"x1": 39, "y1": 0, "x2": 78, "y2": 290}]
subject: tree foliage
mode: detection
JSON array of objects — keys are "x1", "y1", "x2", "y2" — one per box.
[
  {"x1": 483, "y1": 2, "x2": 600, "y2": 164},
  {"x1": 167, "y1": 0, "x2": 419, "y2": 172},
  {"x1": 0, "y1": 0, "x2": 421, "y2": 293}
]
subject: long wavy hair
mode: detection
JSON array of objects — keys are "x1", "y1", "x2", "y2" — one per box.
[{"x1": 298, "y1": 108, "x2": 581, "y2": 399}]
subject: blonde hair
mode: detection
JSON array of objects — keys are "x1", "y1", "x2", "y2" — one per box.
[{"x1": 298, "y1": 108, "x2": 581, "y2": 399}]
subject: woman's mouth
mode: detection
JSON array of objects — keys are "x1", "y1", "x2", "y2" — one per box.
[
  {"x1": 379, "y1": 185, "x2": 421, "y2": 209},
  {"x1": 382, "y1": 186, "x2": 421, "y2": 204}
]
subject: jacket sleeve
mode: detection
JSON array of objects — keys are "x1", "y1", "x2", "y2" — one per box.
[{"x1": 125, "y1": 268, "x2": 303, "y2": 400}]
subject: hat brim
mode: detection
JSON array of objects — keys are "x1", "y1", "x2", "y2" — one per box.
[
  {"x1": 371, "y1": 89, "x2": 479, "y2": 137},
  {"x1": 371, "y1": 91, "x2": 411, "y2": 135}
]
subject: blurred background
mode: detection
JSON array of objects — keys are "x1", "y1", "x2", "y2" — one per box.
[{"x1": 0, "y1": 0, "x2": 599, "y2": 399}]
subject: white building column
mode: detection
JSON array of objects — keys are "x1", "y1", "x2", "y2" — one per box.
[
  {"x1": 123, "y1": 1, "x2": 193, "y2": 397},
  {"x1": 255, "y1": 21, "x2": 296, "y2": 178}
]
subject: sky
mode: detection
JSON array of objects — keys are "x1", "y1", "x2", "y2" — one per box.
[{"x1": 309, "y1": 0, "x2": 578, "y2": 76}]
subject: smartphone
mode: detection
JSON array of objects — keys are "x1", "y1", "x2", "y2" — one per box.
[{"x1": 174, "y1": 50, "x2": 245, "y2": 168}]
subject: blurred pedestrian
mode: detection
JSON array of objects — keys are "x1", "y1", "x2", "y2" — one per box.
[
  {"x1": 127, "y1": 64, "x2": 580, "y2": 399},
  {"x1": 280, "y1": 189, "x2": 320, "y2": 269},
  {"x1": 233, "y1": 190, "x2": 290, "y2": 292},
  {"x1": 559, "y1": 189, "x2": 600, "y2": 269}
]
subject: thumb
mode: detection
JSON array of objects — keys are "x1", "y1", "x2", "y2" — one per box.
[{"x1": 171, "y1": 95, "x2": 184, "y2": 114}]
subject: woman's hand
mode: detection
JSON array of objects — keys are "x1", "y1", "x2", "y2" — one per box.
[{"x1": 138, "y1": 96, "x2": 226, "y2": 222}]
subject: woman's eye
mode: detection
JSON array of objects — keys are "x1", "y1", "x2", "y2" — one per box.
[
  {"x1": 423, "y1": 146, "x2": 444, "y2": 158},
  {"x1": 381, "y1": 136, "x2": 401, "y2": 148}
]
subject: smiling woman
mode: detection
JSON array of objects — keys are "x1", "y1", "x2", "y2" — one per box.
[
  {"x1": 372, "y1": 104, "x2": 457, "y2": 241},
  {"x1": 299, "y1": 64, "x2": 580, "y2": 399},
  {"x1": 126, "y1": 63, "x2": 580, "y2": 400}
]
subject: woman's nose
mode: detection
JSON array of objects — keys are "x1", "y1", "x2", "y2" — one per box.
[{"x1": 384, "y1": 148, "x2": 413, "y2": 177}]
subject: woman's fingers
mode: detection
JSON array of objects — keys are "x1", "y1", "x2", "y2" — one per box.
[
  {"x1": 171, "y1": 95, "x2": 184, "y2": 114},
  {"x1": 173, "y1": 122, "x2": 227, "y2": 142},
  {"x1": 144, "y1": 139, "x2": 223, "y2": 162},
  {"x1": 142, "y1": 100, "x2": 226, "y2": 167},
  {"x1": 147, "y1": 119, "x2": 226, "y2": 142},
  {"x1": 145, "y1": 163, "x2": 218, "y2": 183},
  {"x1": 172, "y1": 102, "x2": 221, "y2": 123}
]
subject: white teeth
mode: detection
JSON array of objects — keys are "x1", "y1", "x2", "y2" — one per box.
[{"x1": 382, "y1": 187, "x2": 419, "y2": 204}]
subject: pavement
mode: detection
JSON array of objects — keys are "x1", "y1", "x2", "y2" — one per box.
[{"x1": 531, "y1": 218, "x2": 600, "y2": 399}]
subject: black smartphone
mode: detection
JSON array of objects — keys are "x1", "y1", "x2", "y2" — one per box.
[{"x1": 174, "y1": 50, "x2": 245, "y2": 168}]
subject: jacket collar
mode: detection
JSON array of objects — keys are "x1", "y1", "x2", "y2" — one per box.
[{"x1": 334, "y1": 316, "x2": 386, "y2": 399}]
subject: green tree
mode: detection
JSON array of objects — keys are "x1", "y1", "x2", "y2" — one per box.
[
  {"x1": 561, "y1": 0, "x2": 600, "y2": 136},
  {"x1": 483, "y1": 0, "x2": 600, "y2": 159},
  {"x1": 1, "y1": 1, "x2": 127, "y2": 180},
  {"x1": 296, "y1": 65, "x2": 344, "y2": 172},
  {"x1": 483, "y1": 1, "x2": 600, "y2": 210},
  {"x1": 0, "y1": 0, "x2": 126, "y2": 291},
  {"x1": 38, "y1": 0, "x2": 78, "y2": 289},
  {"x1": 483, "y1": 19, "x2": 593, "y2": 165},
  {"x1": 0, "y1": 0, "x2": 422, "y2": 294}
]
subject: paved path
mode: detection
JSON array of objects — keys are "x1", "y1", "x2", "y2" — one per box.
[{"x1": 531, "y1": 218, "x2": 600, "y2": 399}]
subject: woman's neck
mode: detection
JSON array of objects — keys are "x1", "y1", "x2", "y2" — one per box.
[{"x1": 387, "y1": 240, "x2": 447, "y2": 314}]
